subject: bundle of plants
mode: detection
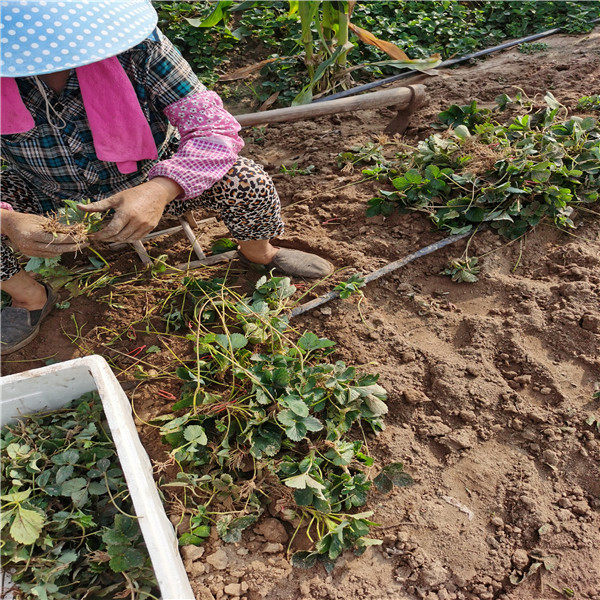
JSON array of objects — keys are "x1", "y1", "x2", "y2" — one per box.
[
  {"x1": 41, "y1": 199, "x2": 104, "y2": 247},
  {"x1": 367, "y1": 92, "x2": 599, "y2": 240},
  {"x1": 155, "y1": 275, "x2": 413, "y2": 570},
  {"x1": 25, "y1": 199, "x2": 108, "y2": 282},
  {"x1": 0, "y1": 393, "x2": 158, "y2": 600}
]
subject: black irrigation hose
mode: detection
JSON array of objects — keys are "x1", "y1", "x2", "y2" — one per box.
[
  {"x1": 315, "y1": 18, "x2": 600, "y2": 103},
  {"x1": 289, "y1": 231, "x2": 470, "y2": 318}
]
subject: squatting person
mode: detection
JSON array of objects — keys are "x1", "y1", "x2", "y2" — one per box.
[{"x1": 0, "y1": 0, "x2": 333, "y2": 355}]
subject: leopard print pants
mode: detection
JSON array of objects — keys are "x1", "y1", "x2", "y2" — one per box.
[{"x1": 0, "y1": 157, "x2": 284, "y2": 280}]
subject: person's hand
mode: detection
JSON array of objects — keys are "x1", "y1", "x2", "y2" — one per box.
[
  {"x1": 78, "y1": 177, "x2": 183, "y2": 243},
  {"x1": 1, "y1": 210, "x2": 86, "y2": 258}
]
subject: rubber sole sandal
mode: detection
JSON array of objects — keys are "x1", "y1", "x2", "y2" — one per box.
[
  {"x1": 240, "y1": 248, "x2": 334, "y2": 279},
  {"x1": 0, "y1": 283, "x2": 57, "y2": 356}
]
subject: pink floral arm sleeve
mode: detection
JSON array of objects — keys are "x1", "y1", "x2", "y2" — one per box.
[
  {"x1": 147, "y1": 90, "x2": 244, "y2": 201},
  {"x1": 0, "y1": 202, "x2": 13, "y2": 211}
]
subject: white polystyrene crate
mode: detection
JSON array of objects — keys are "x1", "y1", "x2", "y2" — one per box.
[{"x1": 0, "y1": 355, "x2": 194, "y2": 600}]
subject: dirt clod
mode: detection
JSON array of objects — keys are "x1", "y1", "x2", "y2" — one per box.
[
  {"x1": 206, "y1": 548, "x2": 229, "y2": 570},
  {"x1": 511, "y1": 549, "x2": 529, "y2": 570},
  {"x1": 403, "y1": 388, "x2": 431, "y2": 405},
  {"x1": 254, "y1": 519, "x2": 289, "y2": 544}
]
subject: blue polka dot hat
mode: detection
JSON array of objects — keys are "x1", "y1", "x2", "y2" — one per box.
[{"x1": 0, "y1": 0, "x2": 158, "y2": 77}]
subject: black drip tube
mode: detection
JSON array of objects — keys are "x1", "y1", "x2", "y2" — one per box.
[
  {"x1": 315, "y1": 18, "x2": 600, "y2": 102},
  {"x1": 290, "y1": 232, "x2": 470, "y2": 318}
]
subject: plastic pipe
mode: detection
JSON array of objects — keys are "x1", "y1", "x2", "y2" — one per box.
[
  {"x1": 290, "y1": 231, "x2": 470, "y2": 318},
  {"x1": 316, "y1": 18, "x2": 600, "y2": 102}
]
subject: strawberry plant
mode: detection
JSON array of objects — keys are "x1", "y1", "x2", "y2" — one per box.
[
  {"x1": 517, "y1": 41, "x2": 549, "y2": 54},
  {"x1": 443, "y1": 257, "x2": 481, "y2": 283},
  {"x1": 0, "y1": 393, "x2": 157, "y2": 600},
  {"x1": 577, "y1": 95, "x2": 600, "y2": 111},
  {"x1": 24, "y1": 199, "x2": 107, "y2": 283},
  {"x1": 367, "y1": 93, "x2": 599, "y2": 241},
  {"x1": 156, "y1": 275, "x2": 413, "y2": 569},
  {"x1": 334, "y1": 274, "x2": 366, "y2": 298}
]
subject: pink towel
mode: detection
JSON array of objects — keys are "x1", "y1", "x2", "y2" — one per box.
[
  {"x1": 0, "y1": 56, "x2": 158, "y2": 174},
  {"x1": 0, "y1": 77, "x2": 35, "y2": 134}
]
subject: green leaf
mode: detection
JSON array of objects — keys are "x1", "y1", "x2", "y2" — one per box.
[
  {"x1": 216, "y1": 514, "x2": 258, "y2": 543},
  {"x1": 282, "y1": 396, "x2": 309, "y2": 417},
  {"x1": 291, "y1": 551, "x2": 318, "y2": 569},
  {"x1": 114, "y1": 514, "x2": 139, "y2": 540},
  {"x1": 52, "y1": 449, "x2": 80, "y2": 465},
  {"x1": 88, "y1": 481, "x2": 108, "y2": 495},
  {"x1": 374, "y1": 463, "x2": 414, "y2": 492},
  {"x1": 109, "y1": 547, "x2": 146, "y2": 572},
  {"x1": 373, "y1": 471, "x2": 393, "y2": 493},
  {"x1": 60, "y1": 477, "x2": 87, "y2": 496},
  {"x1": 10, "y1": 506, "x2": 45, "y2": 545},
  {"x1": 216, "y1": 333, "x2": 248, "y2": 350},
  {"x1": 191, "y1": 524, "x2": 211, "y2": 538},
  {"x1": 179, "y1": 532, "x2": 207, "y2": 546},
  {"x1": 185, "y1": 1, "x2": 233, "y2": 27},
  {"x1": 184, "y1": 425, "x2": 208, "y2": 445},
  {"x1": 30, "y1": 583, "x2": 59, "y2": 600},
  {"x1": 276, "y1": 409, "x2": 297, "y2": 427},
  {"x1": 55, "y1": 465, "x2": 74, "y2": 485},
  {"x1": 175, "y1": 366, "x2": 198, "y2": 382},
  {"x1": 102, "y1": 529, "x2": 130, "y2": 546},
  {"x1": 293, "y1": 487, "x2": 314, "y2": 506},
  {"x1": 285, "y1": 421, "x2": 307, "y2": 442},
  {"x1": 71, "y1": 486, "x2": 88, "y2": 508},
  {"x1": 211, "y1": 238, "x2": 237, "y2": 254},
  {"x1": 298, "y1": 332, "x2": 336, "y2": 352},
  {"x1": 303, "y1": 416, "x2": 323, "y2": 432},
  {"x1": 250, "y1": 427, "x2": 281, "y2": 458}
]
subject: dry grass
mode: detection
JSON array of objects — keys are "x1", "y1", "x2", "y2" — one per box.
[{"x1": 458, "y1": 135, "x2": 508, "y2": 174}]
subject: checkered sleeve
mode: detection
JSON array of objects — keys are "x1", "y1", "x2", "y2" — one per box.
[
  {"x1": 142, "y1": 32, "x2": 206, "y2": 111},
  {"x1": 145, "y1": 35, "x2": 244, "y2": 201}
]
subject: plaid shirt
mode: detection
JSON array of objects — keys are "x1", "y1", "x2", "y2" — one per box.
[{"x1": 0, "y1": 32, "x2": 243, "y2": 212}]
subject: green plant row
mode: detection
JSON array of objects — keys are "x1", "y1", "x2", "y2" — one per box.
[
  {"x1": 1, "y1": 394, "x2": 157, "y2": 600},
  {"x1": 365, "y1": 93, "x2": 599, "y2": 242},
  {"x1": 155, "y1": 275, "x2": 413, "y2": 570}
]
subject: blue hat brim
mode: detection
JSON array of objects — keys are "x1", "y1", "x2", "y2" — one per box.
[{"x1": 0, "y1": 0, "x2": 158, "y2": 77}]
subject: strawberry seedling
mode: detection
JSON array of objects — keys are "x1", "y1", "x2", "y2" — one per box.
[
  {"x1": 156, "y1": 276, "x2": 413, "y2": 568},
  {"x1": 367, "y1": 94, "x2": 599, "y2": 240},
  {"x1": 0, "y1": 393, "x2": 157, "y2": 600},
  {"x1": 334, "y1": 274, "x2": 366, "y2": 299}
]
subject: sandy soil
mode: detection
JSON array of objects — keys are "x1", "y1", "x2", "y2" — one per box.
[{"x1": 3, "y1": 31, "x2": 599, "y2": 600}]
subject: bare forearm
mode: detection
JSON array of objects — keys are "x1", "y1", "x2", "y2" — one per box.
[{"x1": 146, "y1": 176, "x2": 183, "y2": 204}]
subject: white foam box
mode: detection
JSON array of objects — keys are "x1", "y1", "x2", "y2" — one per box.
[{"x1": 0, "y1": 355, "x2": 195, "y2": 600}]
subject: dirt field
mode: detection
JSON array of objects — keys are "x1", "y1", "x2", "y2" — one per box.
[{"x1": 3, "y1": 31, "x2": 599, "y2": 600}]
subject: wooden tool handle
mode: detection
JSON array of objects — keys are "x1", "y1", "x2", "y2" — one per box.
[{"x1": 235, "y1": 84, "x2": 425, "y2": 127}]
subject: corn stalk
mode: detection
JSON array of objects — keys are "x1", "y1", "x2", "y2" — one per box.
[{"x1": 293, "y1": 0, "x2": 352, "y2": 104}]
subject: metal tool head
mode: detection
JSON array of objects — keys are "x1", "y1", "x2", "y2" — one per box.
[{"x1": 384, "y1": 84, "x2": 426, "y2": 135}]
